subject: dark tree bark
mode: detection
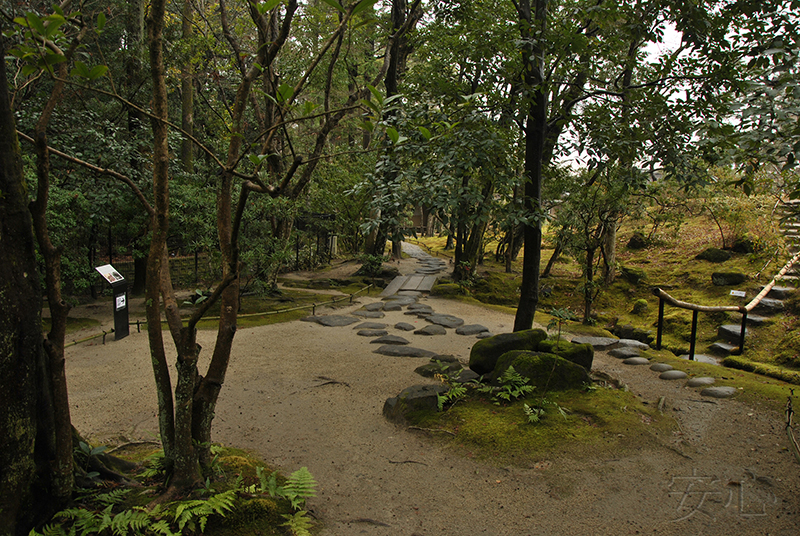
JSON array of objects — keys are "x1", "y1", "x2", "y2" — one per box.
[
  {"x1": 513, "y1": 0, "x2": 548, "y2": 331},
  {"x1": 0, "y1": 35, "x2": 57, "y2": 536}
]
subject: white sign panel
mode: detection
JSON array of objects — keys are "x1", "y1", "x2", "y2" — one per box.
[
  {"x1": 115, "y1": 294, "x2": 126, "y2": 310},
  {"x1": 730, "y1": 290, "x2": 746, "y2": 298},
  {"x1": 95, "y1": 264, "x2": 125, "y2": 284}
]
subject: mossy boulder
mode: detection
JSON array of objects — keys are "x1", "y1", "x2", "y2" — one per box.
[
  {"x1": 627, "y1": 231, "x2": 648, "y2": 250},
  {"x1": 775, "y1": 329, "x2": 800, "y2": 368},
  {"x1": 537, "y1": 339, "x2": 593, "y2": 370},
  {"x1": 431, "y1": 283, "x2": 466, "y2": 297},
  {"x1": 383, "y1": 384, "x2": 449, "y2": 423},
  {"x1": 631, "y1": 299, "x2": 648, "y2": 315},
  {"x1": 620, "y1": 265, "x2": 647, "y2": 285},
  {"x1": 492, "y1": 350, "x2": 592, "y2": 391},
  {"x1": 468, "y1": 329, "x2": 548, "y2": 375},
  {"x1": 696, "y1": 247, "x2": 731, "y2": 263},
  {"x1": 711, "y1": 272, "x2": 747, "y2": 286}
]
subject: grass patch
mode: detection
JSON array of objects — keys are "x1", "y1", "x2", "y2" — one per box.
[{"x1": 410, "y1": 386, "x2": 677, "y2": 464}]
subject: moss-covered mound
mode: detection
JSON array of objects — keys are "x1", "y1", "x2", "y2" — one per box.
[
  {"x1": 468, "y1": 329, "x2": 548, "y2": 375},
  {"x1": 492, "y1": 350, "x2": 592, "y2": 391},
  {"x1": 537, "y1": 339, "x2": 593, "y2": 370}
]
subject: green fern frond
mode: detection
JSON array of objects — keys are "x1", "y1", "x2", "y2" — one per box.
[
  {"x1": 110, "y1": 508, "x2": 151, "y2": 536},
  {"x1": 282, "y1": 467, "x2": 317, "y2": 509},
  {"x1": 148, "y1": 520, "x2": 178, "y2": 536},
  {"x1": 281, "y1": 511, "x2": 314, "y2": 536},
  {"x1": 96, "y1": 488, "x2": 131, "y2": 507}
]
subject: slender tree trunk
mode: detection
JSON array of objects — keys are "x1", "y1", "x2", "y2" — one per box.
[
  {"x1": 180, "y1": 0, "x2": 194, "y2": 173},
  {"x1": 542, "y1": 238, "x2": 562, "y2": 278},
  {"x1": 583, "y1": 247, "x2": 595, "y2": 323},
  {"x1": 513, "y1": 0, "x2": 548, "y2": 332}
]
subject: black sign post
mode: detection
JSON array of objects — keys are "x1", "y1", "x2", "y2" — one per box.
[{"x1": 95, "y1": 264, "x2": 129, "y2": 340}]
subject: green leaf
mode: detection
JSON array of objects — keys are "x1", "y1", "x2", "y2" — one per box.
[
  {"x1": 359, "y1": 98, "x2": 380, "y2": 114},
  {"x1": 70, "y1": 60, "x2": 91, "y2": 78},
  {"x1": 44, "y1": 15, "x2": 66, "y2": 38},
  {"x1": 366, "y1": 85, "x2": 383, "y2": 105},
  {"x1": 96, "y1": 12, "x2": 106, "y2": 32},
  {"x1": 318, "y1": 0, "x2": 345, "y2": 12},
  {"x1": 418, "y1": 126, "x2": 431, "y2": 140},
  {"x1": 386, "y1": 127, "x2": 399, "y2": 144},
  {"x1": 352, "y1": 0, "x2": 377, "y2": 16},
  {"x1": 88, "y1": 65, "x2": 108, "y2": 80},
  {"x1": 256, "y1": 0, "x2": 282, "y2": 14},
  {"x1": 276, "y1": 83, "x2": 293, "y2": 103},
  {"x1": 26, "y1": 12, "x2": 46, "y2": 36}
]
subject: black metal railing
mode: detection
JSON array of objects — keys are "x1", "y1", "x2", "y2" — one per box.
[{"x1": 653, "y1": 251, "x2": 800, "y2": 360}]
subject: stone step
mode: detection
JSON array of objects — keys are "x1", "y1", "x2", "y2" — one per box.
[
  {"x1": 731, "y1": 313, "x2": 772, "y2": 326},
  {"x1": 766, "y1": 286, "x2": 795, "y2": 299},
  {"x1": 709, "y1": 341, "x2": 739, "y2": 356},
  {"x1": 752, "y1": 297, "x2": 785, "y2": 315},
  {"x1": 718, "y1": 323, "x2": 747, "y2": 343}
]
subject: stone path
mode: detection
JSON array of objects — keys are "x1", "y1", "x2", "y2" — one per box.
[
  {"x1": 573, "y1": 335, "x2": 739, "y2": 399},
  {"x1": 380, "y1": 243, "x2": 449, "y2": 296}
]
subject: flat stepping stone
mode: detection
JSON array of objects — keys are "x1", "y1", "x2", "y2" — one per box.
[
  {"x1": 371, "y1": 335, "x2": 410, "y2": 345},
  {"x1": 383, "y1": 302, "x2": 405, "y2": 312},
  {"x1": 363, "y1": 302, "x2": 385, "y2": 311},
  {"x1": 659, "y1": 370, "x2": 688, "y2": 380},
  {"x1": 394, "y1": 322, "x2": 416, "y2": 331},
  {"x1": 456, "y1": 324, "x2": 490, "y2": 336},
  {"x1": 476, "y1": 332, "x2": 494, "y2": 339},
  {"x1": 455, "y1": 369, "x2": 481, "y2": 383},
  {"x1": 609, "y1": 347, "x2": 641, "y2": 359},
  {"x1": 407, "y1": 303, "x2": 434, "y2": 312},
  {"x1": 301, "y1": 315, "x2": 359, "y2": 327},
  {"x1": 650, "y1": 363, "x2": 673, "y2": 372},
  {"x1": 373, "y1": 345, "x2": 436, "y2": 358},
  {"x1": 571, "y1": 336, "x2": 620, "y2": 350},
  {"x1": 354, "y1": 322, "x2": 387, "y2": 330},
  {"x1": 397, "y1": 290, "x2": 422, "y2": 297},
  {"x1": 383, "y1": 296, "x2": 417, "y2": 306},
  {"x1": 357, "y1": 329, "x2": 389, "y2": 337},
  {"x1": 687, "y1": 377, "x2": 716, "y2": 387},
  {"x1": 353, "y1": 310, "x2": 385, "y2": 318},
  {"x1": 425, "y1": 314, "x2": 464, "y2": 328},
  {"x1": 407, "y1": 310, "x2": 433, "y2": 317},
  {"x1": 622, "y1": 357, "x2": 650, "y2": 365},
  {"x1": 415, "y1": 325, "x2": 447, "y2": 336},
  {"x1": 701, "y1": 386, "x2": 738, "y2": 398},
  {"x1": 616, "y1": 339, "x2": 650, "y2": 351},
  {"x1": 679, "y1": 354, "x2": 719, "y2": 365}
]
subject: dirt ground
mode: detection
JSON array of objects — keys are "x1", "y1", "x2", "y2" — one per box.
[{"x1": 65, "y1": 257, "x2": 800, "y2": 535}]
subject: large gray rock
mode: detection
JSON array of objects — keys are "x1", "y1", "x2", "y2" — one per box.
[
  {"x1": 469, "y1": 329, "x2": 548, "y2": 375},
  {"x1": 301, "y1": 315, "x2": 359, "y2": 327},
  {"x1": 696, "y1": 247, "x2": 732, "y2": 263},
  {"x1": 414, "y1": 360, "x2": 463, "y2": 378},
  {"x1": 570, "y1": 336, "x2": 620, "y2": 350},
  {"x1": 492, "y1": 351, "x2": 592, "y2": 391},
  {"x1": 373, "y1": 345, "x2": 437, "y2": 358},
  {"x1": 426, "y1": 314, "x2": 465, "y2": 328},
  {"x1": 383, "y1": 384, "x2": 449, "y2": 423},
  {"x1": 711, "y1": 272, "x2": 747, "y2": 286}
]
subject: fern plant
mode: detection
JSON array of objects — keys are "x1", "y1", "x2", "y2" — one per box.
[
  {"x1": 477, "y1": 366, "x2": 536, "y2": 405},
  {"x1": 281, "y1": 511, "x2": 314, "y2": 536}
]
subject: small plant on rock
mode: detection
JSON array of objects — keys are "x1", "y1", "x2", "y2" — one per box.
[
  {"x1": 477, "y1": 366, "x2": 536, "y2": 405},
  {"x1": 547, "y1": 307, "x2": 577, "y2": 349}
]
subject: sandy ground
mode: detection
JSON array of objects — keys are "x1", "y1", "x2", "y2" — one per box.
[{"x1": 65, "y1": 258, "x2": 800, "y2": 535}]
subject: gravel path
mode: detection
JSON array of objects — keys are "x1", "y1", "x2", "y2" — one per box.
[{"x1": 65, "y1": 254, "x2": 800, "y2": 535}]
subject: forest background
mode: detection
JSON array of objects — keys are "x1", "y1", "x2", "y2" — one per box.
[{"x1": 1, "y1": 0, "x2": 799, "y2": 534}]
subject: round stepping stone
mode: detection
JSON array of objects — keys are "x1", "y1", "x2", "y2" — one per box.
[
  {"x1": 357, "y1": 329, "x2": 388, "y2": 337},
  {"x1": 301, "y1": 315, "x2": 359, "y2": 327},
  {"x1": 678, "y1": 354, "x2": 719, "y2": 365},
  {"x1": 363, "y1": 302, "x2": 385, "y2": 311},
  {"x1": 622, "y1": 357, "x2": 650, "y2": 365},
  {"x1": 373, "y1": 345, "x2": 436, "y2": 358},
  {"x1": 383, "y1": 302, "x2": 404, "y2": 312},
  {"x1": 394, "y1": 322, "x2": 416, "y2": 331},
  {"x1": 415, "y1": 325, "x2": 447, "y2": 336},
  {"x1": 687, "y1": 377, "x2": 716, "y2": 388},
  {"x1": 610, "y1": 347, "x2": 641, "y2": 359},
  {"x1": 371, "y1": 335, "x2": 410, "y2": 345},
  {"x1": 354, "y1": 322, "x2": 387, "y2": 330},
  {"x1": 659, "y1": 370, "x2": 688, "y2": 380},
  {"x1": 700, "y1": 386, "x2": 738, "y2": 399},
  {"x1": 456, "y1": 324, "x2": 490, "y2": 336},
  {"x1": 426, "y1": 314, "x2": 464, "y2": 328},
  {"x1": 650, "y1": 363, "x2": 673, "y2": 372},
  {"x1": 353, "y1": 310, "x2": 385, "y2": 318}
]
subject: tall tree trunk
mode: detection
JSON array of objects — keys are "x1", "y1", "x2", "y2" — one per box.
[
  {"x1": 180, "y1": 0, "x2": 194, "y2": 173},
  {"x1": 513, "y1": 0, "x2": 548, "y2": 332},
  {"x1": 0, "y1": 36, "x2": 56, "y2": 536}
]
